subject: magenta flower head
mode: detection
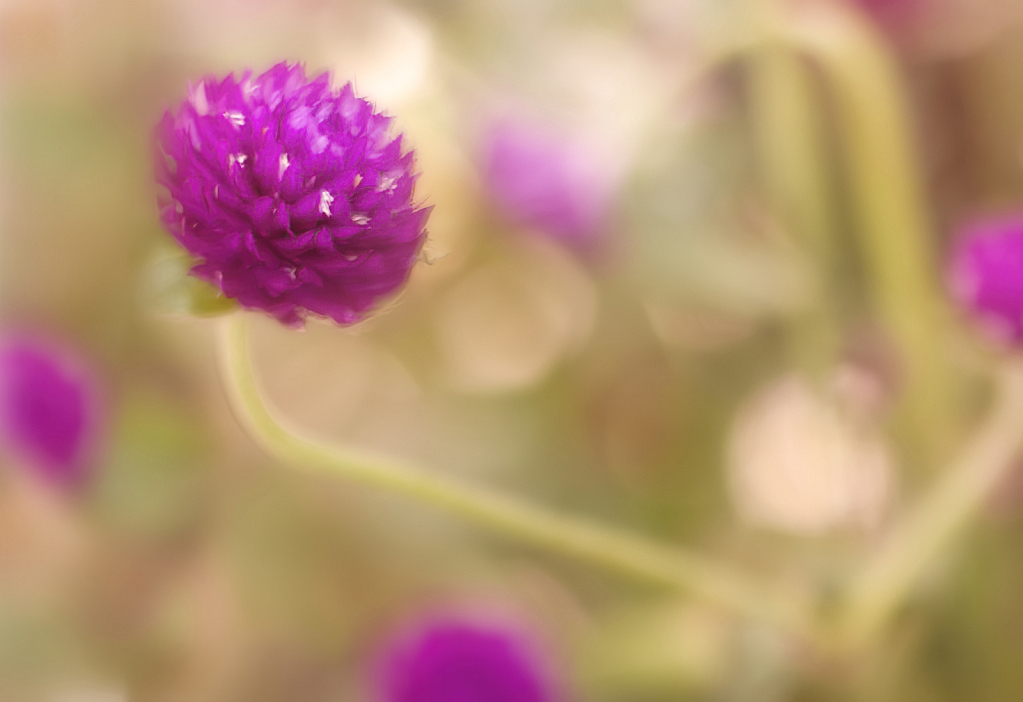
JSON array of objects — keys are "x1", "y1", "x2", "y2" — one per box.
[
  {"x1": 482, "y1": 116, "x2": 616, "y2": 258},
  {"x1": 949, "y1": 215, "x2": 1023, "y2": 345},
  {"x1": 156, "y1": 62, "x2": 431, "y2": 327},
  {"x1": 376, "y1": 616, "x2": 556, "y2": 702},
  {"x1": 0, "y1": 333, "x2": 103, "y2": 487}
]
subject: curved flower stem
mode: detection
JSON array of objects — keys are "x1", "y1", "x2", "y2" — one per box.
[
  {"x1": 747, "y1": 40, "x2": 841, "y2": 378},
  {"x1": 782, "y1": 3, "x2": 961, "y2": 470},
  {"x1": 836, "y1": 361, "x2": 1023, "y2": 647},
  {"x1": 218, "y1": 314, "x2": 812, "y2": 637}
]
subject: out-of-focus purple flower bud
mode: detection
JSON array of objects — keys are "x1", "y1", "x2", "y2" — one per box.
[
  {"x1": 0, "y1": 333, "x2": 103, "y2": 487},
  {"x1": 949, "y1": 215, "x2": 1023, "y2": 345},
  {"x1": 482, "y1": 116, "x2": 617, "y2": 258},
  {"x1": 376, "y1": 616, "x2": 555, "y2": 702},
  {"x1": 849, "y1": 0, "x2": 921, "y2": 30},
  {"x1": 156, "y1": 62, "x2": 431, "y2": 328}
]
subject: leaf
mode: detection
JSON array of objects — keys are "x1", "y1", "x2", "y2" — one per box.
[{"x1": 141, "y1": 243, "x2": 237, "y2": 317}]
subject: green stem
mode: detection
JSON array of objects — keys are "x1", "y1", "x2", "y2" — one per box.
[
  {"x1": 747, "y1": 41, "x2": 841, "y2": 377},
  {"x1": 837, "y1": 361, "x2": 1023, "y2": 646},
  {"x1": 783, "y1": 4, "x2": 960, "y2": 470},
  {"x1": 217, "y1": 314, "x2": 811, "y2": 636}
]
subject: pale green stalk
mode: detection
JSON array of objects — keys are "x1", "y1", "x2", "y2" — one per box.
[
  {"x1": 747, "y1": 41, "x2": 841, "y2": 377},
  {"x1": 783, "y1": 4, "x2": 960, "y2": 469},
  {"x1": 837, "y1": 362, "x2": 1023, "y2": 646},
  {"x1": 218, "y1": 314, "x2": 811, "y2": 637}
]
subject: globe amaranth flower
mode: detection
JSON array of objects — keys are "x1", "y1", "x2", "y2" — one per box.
[
  {"x1": 156, "y1": 62, "x2": 431, "y2": 327},
  {"x1": 0, "y1": 333, "x2": 103, "y2": 487},
  {"x1": 377, "y1": 617, "x2": 555, "y2": 702},
  {"x1": 949, "y1": 215, "x2": 1023, "y2": 345},
  {"x1": 482, "y1": 116, "x2": 616, "y2": 258}
]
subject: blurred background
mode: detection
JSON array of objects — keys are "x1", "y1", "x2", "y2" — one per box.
[{"x1": 4, "y1": 0, "x2": 1023, "y2": 700}]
